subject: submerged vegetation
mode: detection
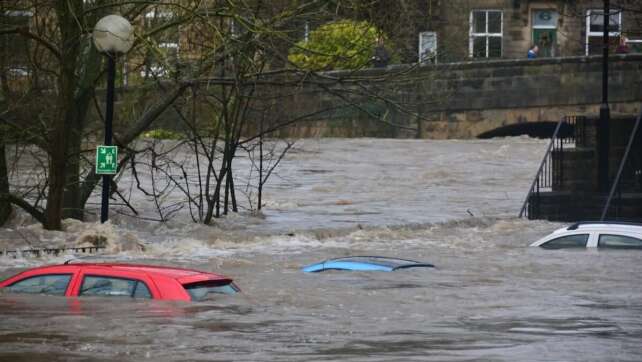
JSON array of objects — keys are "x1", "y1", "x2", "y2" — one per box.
[
  {"x1": 0, "y1": 0, "x2": 426, "y2": 229},
  {"x1": 142, "y1": 129, "x2": 185, "y2": 140}
]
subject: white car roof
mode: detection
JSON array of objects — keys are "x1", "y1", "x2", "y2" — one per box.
[
  {"x1": 531, "y1": 221, "x2": 642, "y2": 247},
  {"x1": 565, "y1": 222, "x2": 642, "y2": 233}
]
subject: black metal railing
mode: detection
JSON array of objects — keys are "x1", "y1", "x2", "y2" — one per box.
[
  {"x1": 519, "y1": 116, "x2": 582, "y2": 218},
  {"x1": 600, "y1": 109, "x2": 642, "y2": 220},
  {"x1": 0, "y1": 246, "x2": 105, "y2": 258}
]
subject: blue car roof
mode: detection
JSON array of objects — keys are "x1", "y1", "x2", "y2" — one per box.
[{"x1": 302, "y1": 256, "x2": 435, "y2": 273}]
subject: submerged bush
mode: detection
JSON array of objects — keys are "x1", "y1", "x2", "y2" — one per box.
[{"x1": 142, "y1": 129, "x2": 184, "y2": 140}]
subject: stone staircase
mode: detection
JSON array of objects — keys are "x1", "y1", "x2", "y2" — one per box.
[{"x1": 524, "y1": 115, "x2": 642, "y2": 222}]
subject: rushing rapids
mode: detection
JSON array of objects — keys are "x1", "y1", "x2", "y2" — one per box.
[{"x1": 1, "y1": 138, "x2": 641, "y2": 361}]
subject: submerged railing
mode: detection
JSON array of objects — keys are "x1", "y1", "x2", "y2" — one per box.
[
  {"x1": 0, "y1": 246, "x2": 105, "y2": 258},
  {"x1": 519, "y1": 116, "x2": 582, "y2": 218}
]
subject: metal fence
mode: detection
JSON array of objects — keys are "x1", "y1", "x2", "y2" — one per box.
[{"x1": 519, "y1": 115, "x2": 583, "y2": 219}]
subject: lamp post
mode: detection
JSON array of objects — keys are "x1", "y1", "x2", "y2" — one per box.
[
  {"x1": 598, "y1": 0, "x2": 611, "y2": 192},
  {"x1": 93, "y1": 15, "x2": 134, "y2": 223}
]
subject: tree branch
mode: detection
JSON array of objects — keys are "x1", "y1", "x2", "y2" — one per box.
[
  {"x1": 0, "y1": 28, "x2": 62, "y2": 61},
  {"x1": 0, "y1": 193, "x2": 46, "y2": 224},
  {"x1": 79, "y1": 82, "x2": 190, "y2": 207}
]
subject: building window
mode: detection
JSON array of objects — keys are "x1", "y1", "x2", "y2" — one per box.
[
  {"x1": 418, "y1": 31, "x2": 437, "y2": 63},
  {"x1": 586, "y1": 9, "x2": 621, "y2": 55},
  {"x1": 532, "y1": 10, "x2": 559, "y2": 57},
  {"x1": 470, "y1": 10, "x2": 502, "y2": 58}
]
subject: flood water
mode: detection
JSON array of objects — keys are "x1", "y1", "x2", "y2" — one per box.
[{"x1": 1, "y1": 138, "x2": 641, "y2": 361}]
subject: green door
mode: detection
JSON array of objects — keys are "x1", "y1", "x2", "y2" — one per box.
[{"x1": 533, "y1": 29, "x2": 556, "y2": 57}]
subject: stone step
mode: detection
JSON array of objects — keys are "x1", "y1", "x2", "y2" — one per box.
[{"x1": 527, "y1": 192, "x2": 642, "y2": 222}]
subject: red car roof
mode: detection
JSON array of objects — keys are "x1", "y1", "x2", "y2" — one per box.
[
  {"x1": 0, "y1": 262, "x2": 237, "y2": 301},
  {"x1": 6, "y1": 263, "x2": 231, "y2": 283},
  {"x1": 73, "y1": 263, "x2": 231, "y2": 281}
]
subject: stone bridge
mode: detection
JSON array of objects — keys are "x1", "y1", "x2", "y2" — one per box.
[
  {"x1": 274, "y1": 54, "x2": 642, "y2": 139},
  {"x1": 109, "y1": 54, "x2": 641, "y2": 139}
]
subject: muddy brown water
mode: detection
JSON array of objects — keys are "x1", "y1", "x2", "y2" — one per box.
[{"x1": 1, "y1": 138, "x2": 641, "y2": 361}]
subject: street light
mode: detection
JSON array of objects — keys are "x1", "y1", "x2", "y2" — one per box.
[
  {"x1": 93, "y1": 15, "x2": 134, "y2": 223},
  {"x1": 598, "y1": 0, "x2": 611, "y2": 192}
]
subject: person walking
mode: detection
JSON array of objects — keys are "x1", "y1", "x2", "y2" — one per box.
[
  {"x1": 372, "y1": 38, "x2": 390, "y2": 68},
  {"x1": 616, "y1": 36, "x2": 631, "y2": 54},
  {"x1": 527, "y1": 44, "x2": 539, "y2": 59}
]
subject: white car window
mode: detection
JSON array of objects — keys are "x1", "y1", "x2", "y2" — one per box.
[
  {"x1": 598, "y1": 234, "x2": 642, "y2": 249},
  {"x1": 541, "y1": 234, "x2": 589, "y2": 249}
]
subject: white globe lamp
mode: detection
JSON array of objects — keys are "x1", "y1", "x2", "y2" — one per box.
[{"x1": 93, "y1": 15, "x2": 134, "y2": 54}]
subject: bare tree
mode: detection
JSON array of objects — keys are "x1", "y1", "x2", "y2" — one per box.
[
  {"x1": 1, "y1": 0, "x2": 446, "y2": 228},
  {"x1": 0, "y1": 0, "x2": 191, "y2": 229}
]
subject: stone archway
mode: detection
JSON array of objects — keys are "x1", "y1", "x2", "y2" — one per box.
[{"x1": 476, "y1": 121, "x2": 573, "y2": 139}]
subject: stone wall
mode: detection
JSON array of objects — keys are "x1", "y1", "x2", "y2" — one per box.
[{"x1": 276, "y1": 54, "x2": 642, "y2": 139}]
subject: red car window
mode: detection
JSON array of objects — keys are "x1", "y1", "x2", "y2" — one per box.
[
  {"x1": 79, "y1": 275, "x2": 152, "y2": 299},
  {"x1": 4, "y1": 274, "x2": 72, "y2": 296}
]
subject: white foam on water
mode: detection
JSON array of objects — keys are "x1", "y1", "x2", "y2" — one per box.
[{"x1": 1, "y1": 138, "x2": 551, "y2": 266}]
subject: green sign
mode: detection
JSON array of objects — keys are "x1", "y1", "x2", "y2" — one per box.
[{"x1": 96, "y1": 145, "x2": 118, "y2": 175}]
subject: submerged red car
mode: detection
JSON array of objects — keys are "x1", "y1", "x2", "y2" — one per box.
[{"x1": 0, "y1": 262, "x2": 239, "y2": 301}]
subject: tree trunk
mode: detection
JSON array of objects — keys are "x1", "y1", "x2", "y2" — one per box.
[
  {"x1": 63, "y1": 44, "x2": 102, "y2": 221},
  {"x1": 45, "y1": 127, "x2": 66, "y2": 229},
  {"x1": 63, "y1": 134, "x2": 82, "y2": 220},
  {"x1": 45, "y1": 0, "x2": 83, "y2": 230},
  {"x1": 62, "y1": 87, "x2": 97, "y2": 220},
  {"x1": 0, "y1": 143, "x2": 11, "y2": 225}
]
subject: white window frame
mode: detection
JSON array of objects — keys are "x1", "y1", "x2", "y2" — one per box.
[
  {"x1": 418, "y1": 31, "x2": 438, "y2": 63},
  {"x1": 469, "y1": 10, "x2": 503, "y2": 58},
  {"x1": 585, "y1": 9, "x2": 622, "y2": 56}
]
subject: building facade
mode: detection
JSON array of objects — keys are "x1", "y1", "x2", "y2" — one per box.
[
  {"x1": 423, "y1": 0, "x2": 642, "y2": 63},
  {"x1": 2, "y1": 0, "x2": 642, "y2": 85}
]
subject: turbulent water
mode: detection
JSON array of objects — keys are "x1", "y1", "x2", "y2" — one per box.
[{"x1": 1, "y1": 138, "x2": 641, "y2": 361}]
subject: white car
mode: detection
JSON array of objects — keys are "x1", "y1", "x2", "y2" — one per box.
[{"x1": 530, "y1": 222, "x2": 642, "y2": 249}]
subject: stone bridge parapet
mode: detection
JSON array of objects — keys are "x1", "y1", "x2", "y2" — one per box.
[{"x1": 274, "y1": 54, "x2": 642, "y2": 139}]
